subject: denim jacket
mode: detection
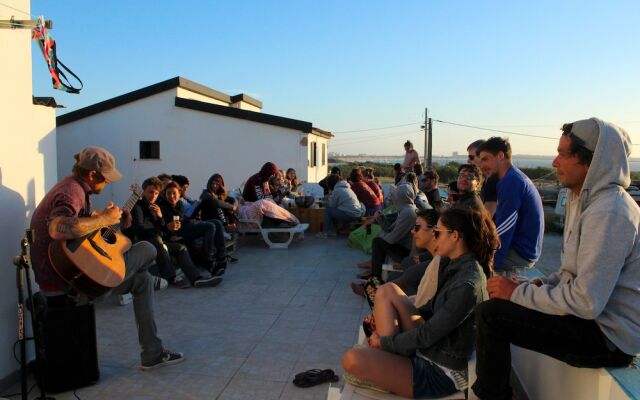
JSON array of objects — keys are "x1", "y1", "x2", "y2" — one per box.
[{"x1": 380, "y1": 254, "x2": 488, "y2": 370}]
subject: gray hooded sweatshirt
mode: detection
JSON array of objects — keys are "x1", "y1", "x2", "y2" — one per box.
[
  {"x1": 379, "y1": 183, "x2": 418, "y2": 249},
  {"x1": 511, "y1": 118, "x2": 640, "y2": 355},
  {"x1": 328, "y1": 180, "x2": 365, "y2": 218}
]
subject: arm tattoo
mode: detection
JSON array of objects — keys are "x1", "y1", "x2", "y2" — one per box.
[{"x1": 49, "y1": 215, "x2": 110, "y2": 239}]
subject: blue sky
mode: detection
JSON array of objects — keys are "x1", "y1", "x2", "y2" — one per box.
[{"x1": 25, "y1": 0, "x2": 640, "y2": 157}]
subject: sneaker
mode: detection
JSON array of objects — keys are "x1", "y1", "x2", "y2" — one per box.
[
  {"x1": 140, "y1": 349, "x2": 184, "y2": 370},
  {"x1": 170, "y1": 276, "x2": 190, "y2": 289},
  {"x1": 118, "y1": 293, "x2": 133, "y2": 306},
  {"x1": 315, "y1": 232, "x2": 328, "y2": 239},
  {"x1": 153, "y1": 276, "x2": 168, "y2": 291},
  {"x1": 212, "y1": 266, "x2": 226, "y2": 277},
  {"x1": 226, "y1": 255, "x2": 238, "y2": 264},
  {"x1": 223, "y1": 232, "x2": 232, "y2": 241},
  {"x1": 194, "y1": 275, "x2": 223, "y2": 288}
]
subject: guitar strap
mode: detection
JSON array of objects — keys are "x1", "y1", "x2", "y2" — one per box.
[{"x1": 32, "y1": 16, "x2": 84, "y2": 94}]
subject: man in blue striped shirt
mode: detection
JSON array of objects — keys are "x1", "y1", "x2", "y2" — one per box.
[{"x1": 477, "y1": 137, "x2": 544, "y2": 271}]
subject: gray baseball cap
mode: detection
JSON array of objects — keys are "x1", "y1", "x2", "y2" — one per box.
[
  {"x1": 568, "y1": 118, "x2": 599, "y2": 152},
  {"x1": 74, "y1": 146, "x2": 122, "y2": 182}
]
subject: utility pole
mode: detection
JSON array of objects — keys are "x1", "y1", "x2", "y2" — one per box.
[
  {"x1": 427, "y1": 117, "x2": 433, "y2": 170},
  {"x1": 423, "y1": 108, "x2": 428, "y2": 170}
]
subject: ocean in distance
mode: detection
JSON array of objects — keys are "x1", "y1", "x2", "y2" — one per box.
[{"x1": 333, "y1": 155, "x2": 640, "y2": 172}]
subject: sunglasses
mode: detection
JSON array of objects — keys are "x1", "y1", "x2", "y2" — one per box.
[
  {"x1": 457, "y1": 172, "x2": 477, "y2": 181},
  {"x1": 413, "y1": 224, "x2": 434, "y2": 233},
  {"x1": 433, "y1": 228, "x2": 453, "y2": 239}
]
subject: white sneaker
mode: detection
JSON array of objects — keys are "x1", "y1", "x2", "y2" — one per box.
[
  {"x1": 153, "y1": 276, "x2": 168, "y2": 291},
  {"x1": 118, "y1": 293, "x2": 133, "y2": 306}
]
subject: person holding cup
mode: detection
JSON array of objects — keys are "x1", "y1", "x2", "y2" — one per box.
[
  {"x1": 131, "y1": 178, "x2": 221, "y2": 288},
  {"x1": 161, "y1": 182, "x2": 230, "y2": 277}
]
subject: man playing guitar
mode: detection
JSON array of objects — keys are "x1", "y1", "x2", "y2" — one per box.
[{"x1": 30, "y1": 146, "x2": 183, "y2": 370}]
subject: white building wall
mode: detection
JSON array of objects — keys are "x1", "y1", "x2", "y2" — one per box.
[
  {"x1": 306, "y1": 135, "x2": 330, "y2": 184},
  {"x1": 0, "y1": 0, "x2": 57, "y2": 382},
  {"x1": 57, "y1": 93, "x2": 314, "y2": 209}
]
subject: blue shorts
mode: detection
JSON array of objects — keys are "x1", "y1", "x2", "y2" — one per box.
[{"x1": 411, "y1": 356, "x2": 457, "y2": 398}]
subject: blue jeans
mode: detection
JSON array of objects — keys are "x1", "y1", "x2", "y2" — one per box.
[
  {"x1": 323, "y1": 207, "x2": 360, "y2": 233},
  {"x1": 365, "y1": 204, "x2": 383, "y2": 216},
  {"x1": 182, "y1": 220, "x2": 226, "y2": 261}
]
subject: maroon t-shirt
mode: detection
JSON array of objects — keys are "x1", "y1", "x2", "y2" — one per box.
[
  {"x1": 242, "y1": 173, "x2": 271, "y2": 202},
  {"x1": 30, "y1": 176, "x2": 92, "y2": 293}
]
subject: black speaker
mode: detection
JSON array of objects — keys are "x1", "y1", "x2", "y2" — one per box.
[{"x1": 38, "y1": 302, "x2": 100, "y2": 393}]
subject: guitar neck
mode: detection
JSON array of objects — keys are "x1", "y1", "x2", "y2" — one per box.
[
  {"x1": 107, "y1": 189, "x2": 141, "y2": 233},
  {"x1": 122, "y1": 190, "x2": 141, "y2": 213}
]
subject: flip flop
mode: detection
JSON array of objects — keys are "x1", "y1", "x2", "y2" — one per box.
[{"x1": 293, "y1": 368, "x2": 339, "y2": 388}]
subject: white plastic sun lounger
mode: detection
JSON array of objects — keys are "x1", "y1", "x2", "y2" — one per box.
[{"x1": 237, "y1": 218, "x2": 309, "y2": 249}]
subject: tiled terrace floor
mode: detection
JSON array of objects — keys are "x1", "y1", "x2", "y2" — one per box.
[{"x1": 14, "y1": 232, "x2": 563, "y2": 400}]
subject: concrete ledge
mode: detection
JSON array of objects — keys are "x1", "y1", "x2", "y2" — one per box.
[{"x1": 511, "y1": 345, "x2": 633, "y2": 400}]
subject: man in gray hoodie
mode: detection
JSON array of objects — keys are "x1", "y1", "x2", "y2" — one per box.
[
  {"x1": 317, "y1": 175, "x2": 365, "y2": 238},
  {"x1": 472, "y1": 118, "x2": 639, "y2": 400}
]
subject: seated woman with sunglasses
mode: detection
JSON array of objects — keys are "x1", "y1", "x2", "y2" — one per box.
[
  {"x1": 352, "y1": 209, "x2": 439, "y2": 300},
  {"x1": 342, "y1": 208, "x2": 498, "y2": 398},
  {"x1": 388, "y1": 209, "x2": 440, "y2": 298}
]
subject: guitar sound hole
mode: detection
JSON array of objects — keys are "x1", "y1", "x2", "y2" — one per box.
[{"x1": 101, "y1": 228, "x2": 117, "y2": 244}]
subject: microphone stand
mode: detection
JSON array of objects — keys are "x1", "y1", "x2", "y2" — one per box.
[{"x1": 13, "y1": 230, "x2": 54, "y2": 400}]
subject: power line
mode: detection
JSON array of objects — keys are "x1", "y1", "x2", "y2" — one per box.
[
  {"x1": 331, "y1": 129, "x2": 422, "y2": 147},
  {"x1": 333, "y1": 122, "x2": 421, "y2": 134},
  {"x1": 332, "y1": 127, "x2": 421, "y2": 142},
  {"x1": 432, "y1": 119, "x2": 558, "y2": 140},
  {"x1": 432, "y1": 119, "x2": 640, "y2": 146}
]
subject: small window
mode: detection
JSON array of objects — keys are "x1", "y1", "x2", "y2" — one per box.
[
  {"x1": 310, "y1": 142, "x2": 317, "y2": 167},
  {"x1": 322, "y1": 143, "x2": 326, "y2": 166},
  {"x1": 139, "y1": 141, "x2": 160, "y2": 159}
]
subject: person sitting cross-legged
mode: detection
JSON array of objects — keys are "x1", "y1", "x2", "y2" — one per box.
[{"x1": 342, "y1": 208, "x2": 498, "y2": 398}]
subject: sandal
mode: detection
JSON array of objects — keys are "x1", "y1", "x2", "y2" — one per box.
[{"x1": 292, "y1": 368, "x2": 339, "y2": 388}]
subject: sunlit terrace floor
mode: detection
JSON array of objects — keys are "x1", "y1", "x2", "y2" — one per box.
[{"x1": 14, "y1": 232, "x2": 563, "y2": 400}]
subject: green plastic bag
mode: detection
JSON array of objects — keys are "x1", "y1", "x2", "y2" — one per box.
[{"x1": 347, "y1": 224, "x2": 382, "y2": 254}]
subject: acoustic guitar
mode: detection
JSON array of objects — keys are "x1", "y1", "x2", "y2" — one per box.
[{"x1": 48, "y1": 186, "x2": 141, "y2": 298}]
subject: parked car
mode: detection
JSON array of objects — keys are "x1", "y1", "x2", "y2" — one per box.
[
  {"x1": 554, "y1": 186, "x2": 640, "y2": 231},
  {"x1": 553, "y1": 188, "x2": 569, "y2": 231}
]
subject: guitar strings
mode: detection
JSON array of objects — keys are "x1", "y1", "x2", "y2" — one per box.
[{"x1": 101, "y1": 190, "x2": 141, "y2": 242}]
